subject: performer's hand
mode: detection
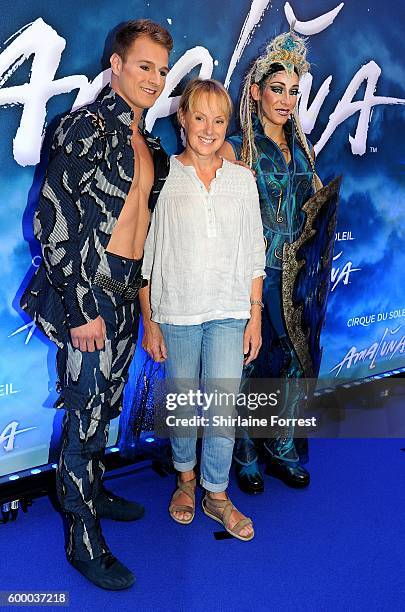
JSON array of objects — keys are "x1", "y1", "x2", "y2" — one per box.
[
  {"x1": 228, "y1": 159, "x2": 256, "y2": 177},
  {"x1": 243, "y1": 316, "x2": 262, "y2": 365},
  {"x1": 70, "y1": 316, "x2": 106, "y2": 352},
  {"x1": 142, "y1": 321, "x2": 167, "y2": 362}
]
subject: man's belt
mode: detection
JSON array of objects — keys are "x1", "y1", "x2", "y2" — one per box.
[{"x1": 93, "y1": 272, "x2": 147, "y2": 301}]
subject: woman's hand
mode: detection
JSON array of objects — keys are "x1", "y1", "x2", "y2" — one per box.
[
  {"x1": 243, "y1": 314, "x2": 262, "y2": 365},
  {"x1": 142, "y1": 321, "x2": 168, "y2": 362}
]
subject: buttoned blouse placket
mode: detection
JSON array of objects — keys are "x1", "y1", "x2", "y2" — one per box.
[{"x1": 185, "y1": 167, "x2": 218, "y2": 239}]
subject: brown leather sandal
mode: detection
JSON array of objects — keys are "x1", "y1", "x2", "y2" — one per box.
[
  {"x1": 169, "y1": 477, "x2": 196, "y2": 525},
  {"x1": 202, "y1": 493, "x2": 254, "y2": 541}
]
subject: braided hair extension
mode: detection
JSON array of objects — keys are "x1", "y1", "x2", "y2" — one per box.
[
  {"x1": 240, "y1": 69, "x2": 256, "y2": 166},
  {"x1": 291, "y1": 109, "x2": 323, "y2": 192}
]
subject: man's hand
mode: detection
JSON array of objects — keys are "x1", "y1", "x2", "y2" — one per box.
[
  {"x1": 70, "y1": 316, "x2": 106, "y2": 352},
  {"x1": 243, "y1": 315, "x2": 262, "y2": 365},
  {"x1": 142, "y1": 321, "x2": 167, "y2": 363}
]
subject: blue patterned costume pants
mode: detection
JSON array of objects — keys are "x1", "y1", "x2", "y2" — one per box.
[
  {"x1": 55, "y1": 253, "x2": 141, "y2": 561},
  {"x1": 235, "y1": 267, "x2": 304, "y2": 466}
]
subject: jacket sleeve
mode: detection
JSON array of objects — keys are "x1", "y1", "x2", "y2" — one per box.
[
  {"x1": 148, "y1": 146, "x2": 170, "y2": 213},
  {"x1": 33, "y1": 112, "x2": 100, "y2": 329}
]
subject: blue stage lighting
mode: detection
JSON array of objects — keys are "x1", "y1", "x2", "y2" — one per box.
[
  {"x1": 31, "y1": 469, "x2": 41, "y2": 475},
  {"x1": 145, "y1": 437, "x2": 155, "y2": 443},
  {"x1": 9, "y1": 475, "x2": 19, "y2": 481}
]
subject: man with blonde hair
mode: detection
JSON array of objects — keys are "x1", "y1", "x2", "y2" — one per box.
[{"x1": 21, "y1": 19, "x2": 172, "y2": 590}]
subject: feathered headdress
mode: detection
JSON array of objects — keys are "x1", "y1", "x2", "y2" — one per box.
[{"x1": 240, "y1": 24, "x2": 322, "y2": 192}]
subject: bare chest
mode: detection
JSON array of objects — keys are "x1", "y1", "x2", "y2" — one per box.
[{"x1": 130, "y1": 132, "x2": 154, "y2": 194}]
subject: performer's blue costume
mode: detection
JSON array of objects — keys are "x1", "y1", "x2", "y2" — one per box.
[
  {"x1": 220, "y1": 24, "x2": 342, "y2": 493},
  {"x1": 228, "y1": 115, "x2": 314, "y2": 273},
  {"x1": 226, "y1": 115, "x2": 314, "y2": 485}
]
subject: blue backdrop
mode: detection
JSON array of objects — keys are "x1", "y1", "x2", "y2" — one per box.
[{"x1": 0, "y1": 0, "x2": 404, "y2": 477}]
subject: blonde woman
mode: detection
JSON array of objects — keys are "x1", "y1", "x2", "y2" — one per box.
[{"x1": 139, "y1": 79, "x2": 265, "y2": 541}]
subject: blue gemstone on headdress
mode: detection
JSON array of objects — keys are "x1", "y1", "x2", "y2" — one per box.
[{"x1": 282, "y1": 36, "x2": 296, "y2": 51}]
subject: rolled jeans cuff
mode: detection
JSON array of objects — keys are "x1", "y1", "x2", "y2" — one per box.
[
  {"x1": 201, "y1": 477, "x2": 229, "y2": 493},
  {"x1": 173, "y1": 458, "x2": 197, "y2": 472}
]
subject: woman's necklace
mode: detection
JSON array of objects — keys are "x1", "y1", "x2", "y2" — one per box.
[
  {"x1": 276, "y1": 140, "x2": 289, "y2": 153},
  {"x1": 262, "y1": 119, "x2": 291, "y2": 163},
  {"x1": 275, "y1": 138, "x2": 291, "y2": 163}
]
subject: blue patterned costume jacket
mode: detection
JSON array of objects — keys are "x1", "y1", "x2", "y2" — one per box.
[
  {"x1": 227, "y1": 115, "x2": 314, "y2": 270},
  {"x1": 21, "y1": 85, "x2": 169, "y2": 347}
]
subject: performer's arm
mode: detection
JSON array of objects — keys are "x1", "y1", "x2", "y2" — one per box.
[
  {"x1": 218, "y1": 141, "x2": 237, "y2": 161},
  {"x1": 219, "y1": 140, "x2": 256, "y2": 176}
]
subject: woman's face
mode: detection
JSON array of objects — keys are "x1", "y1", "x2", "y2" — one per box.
[
  {"x1": 251, "y1": 70, "x2": 299, "y2": 126},
  {"x1": 179, "y1": 92, "x2": 228, "y2": 157}
]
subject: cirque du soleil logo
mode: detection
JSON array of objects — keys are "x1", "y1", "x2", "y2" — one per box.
[
  {"x1": 331, "y1": 325, "x2": 405, "y2": 376},
  {"x1": 0, "y1": 421, "x2": 36, "y2": 452},
  {"x1": 0, "y1": 385, "x2": 36, "y2": 452}
]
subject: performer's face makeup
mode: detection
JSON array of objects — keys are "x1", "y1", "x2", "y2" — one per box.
[
  {"x1": 179, "y1": 93, "x2": 229, "y2": 157},
  {"x1": 251, "y1": 70, "x2": 299, "y2": 126},
  {"x1": 110, "y1": 35, "x2": 169, "y2": 114}
]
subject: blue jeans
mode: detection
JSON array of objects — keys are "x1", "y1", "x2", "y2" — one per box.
[{"x1": 160, "y1": 318, "x2": 247, "y2": 492}]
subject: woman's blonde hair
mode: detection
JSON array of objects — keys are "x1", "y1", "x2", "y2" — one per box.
[{"x1": 177, "y1": 78, "x2": 233, "y2": 123}]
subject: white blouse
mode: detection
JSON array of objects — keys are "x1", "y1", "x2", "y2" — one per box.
[{"x1": 142, "y1": 155, "x2": 266, "y2": 325}]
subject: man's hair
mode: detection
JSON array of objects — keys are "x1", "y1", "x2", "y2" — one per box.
[
  {"x1": 178, "y1": 79, "x2": 233, "y2": 123},
  {"x1": 112, "y1": 19, "x2": 173, "y2": 60}
]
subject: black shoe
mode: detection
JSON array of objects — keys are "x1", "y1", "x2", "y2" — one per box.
[
  {"x1": 69, "y1": 552, "x2": 135, "y2": 590},
  {"x1": 265, "y1": 456, "x2": 310, "y2": 488},
  {"x1": 95, "y1": 487, "x2": 145, "y2": 521},
  {"x1": 235, "y1": 462, "x2": 264, "y2": 494}
]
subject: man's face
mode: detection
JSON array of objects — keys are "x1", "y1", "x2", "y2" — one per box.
[{"x1": 110, "y1": 35, "x2": 169, "y2": 113}]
